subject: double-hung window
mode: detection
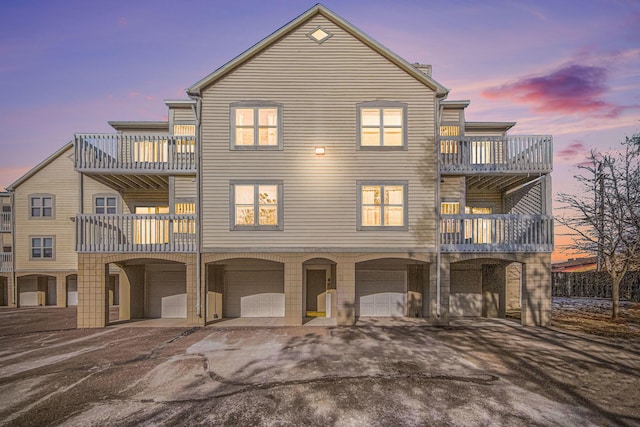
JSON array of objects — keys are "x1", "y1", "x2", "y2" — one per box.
[
  {"x1": 357, "y1": 182, "x2": 407, "y2": 230},
  {"x1": 230, "y1": 102, "x2": 282, "y2": 149},
  {"x1": 95, "y1": 196, "x2": 117, "y2": 214},
  {"x1": 231, "y1": 182, "x2": 283, "y2": 230},
  {"x1": 30, "y1": 195, "x2": 54, "y2": 218},
  {"x1": 357, "y1": 101, "x2": 407, "y2": 149},
  {"x1": 31, "y1": 236, "x2": 54, "y2": 259}
]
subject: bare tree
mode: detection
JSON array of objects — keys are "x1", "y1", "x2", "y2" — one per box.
[{"x1": 557, "y1": 134, "x2": 640, "y2": 319}]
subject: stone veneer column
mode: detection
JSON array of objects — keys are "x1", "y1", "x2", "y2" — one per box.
[
  {"x1": 118, "y1": 269, "x2": 131, "y2": 321},
  {"x1": 336, "y1": 258, "x2": 355, "y2": 325},
  {"x1": 285, "y1": 257, "x2": 303, "y2": 326},
  {"x1": 427, "y1": 256, "x2": 449, "y2": 326},
  {"x1": 521, "y1": 253, "x2": 551, "y2": 326},
  {"x1": 77, "y1": 254, "x2": 108, "y2": 328}
]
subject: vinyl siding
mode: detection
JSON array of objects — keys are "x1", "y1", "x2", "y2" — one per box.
[
  {"x1": 441, "y1": 177, "x2": 465, "y2": 203},
  {"x1": 441, "y1": 110, "x2": 461, "y2": 123},
  {"x1": 121, "y1": 190, "x2": 169, "y2": 212},
  {"x1": 82, "y1": 176, "x2": 125, "y2": 214},
  {"x1": 505, "y1": 181, "x2": 543, "y2": 215},
  {"x1": 174, "y1": 176, "x2": 197, "y2": 200},
  {"x1": 14, "y1": 147, "x2": 78, "y2": 271},
  {"x1": 173, "y1": 108, "x2": 195, "y2": 122},
  {"x1": 200, "y1": 15, "x2": 437, "y2": 251}
]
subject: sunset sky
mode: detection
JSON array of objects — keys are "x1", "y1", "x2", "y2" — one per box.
[{"x1": 1, "y1": 0, "x2": 639, "y2": 261}]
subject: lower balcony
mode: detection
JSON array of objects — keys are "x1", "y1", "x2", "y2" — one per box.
[
  {"x1": 76, "y1": 214, "x2": 196, "y2": 253},
  {"x1": 1, "y1": 252, "x2": 12, "y2": 272},
  {"x1": 440, "y1": 214, "x2": 553, "y2": 252}
]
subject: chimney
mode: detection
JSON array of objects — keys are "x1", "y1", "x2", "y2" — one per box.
[{"x1": 413, "y1": 63, "x2": 432, "y2": 77}]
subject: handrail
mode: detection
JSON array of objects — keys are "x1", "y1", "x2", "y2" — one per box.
[
  {"x1": 74, "y1": 134, "x2": 196, "y2": 172},
  {"x1": 440, "y1": 214, "x2": 553, "y2": 252},
  {"x1": 439, "y1": 135, "x2": 553, "y2": 173},
  {"x1": 76, "y1": 214, "x2": 196, "y2": 253},
  {"x1": 0, "y1": 212, "x2": 10, "y2": 232},
  {"x1": 0, "y1": 252, "x2": 12, "y2": 272}
]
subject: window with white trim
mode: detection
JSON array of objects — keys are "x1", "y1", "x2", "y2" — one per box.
[
  {"x1": 31, "y1": 236, "x2": 54, "y2": 259},
  {"x1": 357, "y1": 102, "x2": 407, "y2": 149},
  {"x1": 30, "y1": 195, "x2": 53, "y2": 218},
  {"x1": 230, "y1": 103, "x2": 282, "y2": 149},
  {"x1": 95, "y1": 196, "x2": 117, "y2": 214},
  {"x1": 231, "y1": 182, "x2": 283, "y2": 230},
  {"x1": 357, "y1": 182, "x2": 407, "y2": 230}
]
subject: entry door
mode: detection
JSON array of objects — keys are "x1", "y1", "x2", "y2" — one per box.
[{"x1": 306, "y1": 270, "x2": 326, "y2": 312}]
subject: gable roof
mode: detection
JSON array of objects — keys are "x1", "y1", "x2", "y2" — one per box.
[
  {"x1": 187, "y1": 4, "x2": 449, "y2": 96},
  {"x1": 6, "y1": 141, "x2": 73, "y2": 191}
]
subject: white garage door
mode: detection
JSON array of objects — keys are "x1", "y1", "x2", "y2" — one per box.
[
  {"x1": 356, "y1": 270, "x2": 406, "y2": 317},
  {"x1": 67, "y1": 278, "x2": 78, "y2": 306},
  {"x1": 147, "y1": 270, "x2": 187, "y2": 318},
  {"x1": 19, "y1": 277, "x2": 39, "y2": 306},
  {"x1": 225, "y1": 269, "x2": 284, "y2": 318}
]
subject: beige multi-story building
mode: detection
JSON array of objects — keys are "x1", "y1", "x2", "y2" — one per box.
[{"x1": 5, "y1": 5, "x2": 553, "y2": 327}]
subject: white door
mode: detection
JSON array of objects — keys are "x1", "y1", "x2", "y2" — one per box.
[
  {"x1": 356, "y1": 270, "x2": 406, "y2": 317},
  {"x1": 67, "y1": 278, "x2": 78, "y2": 306},
  {"x1": 147, "y1": 270, "x2": 187, "y2": 318},
  {"x1": 224, "y1": 269, "x2": 284, "y2": 317}
]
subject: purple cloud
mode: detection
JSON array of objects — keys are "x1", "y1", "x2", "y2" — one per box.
[
  {"x1": 482, "y1": 64, "x2": 624, "y2": 117},
  {"x1": 556, "y1": 141, "x2": 589, "y2": 162}
]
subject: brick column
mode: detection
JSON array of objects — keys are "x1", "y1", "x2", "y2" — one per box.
[
  {"x1": 336, "y1": 258, "x2": 355, "y2": 325},
  {"x1": 285, "y1": 257, "x2": 303, "y2": 326}
]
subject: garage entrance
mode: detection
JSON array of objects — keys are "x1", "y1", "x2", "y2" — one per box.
[
  {"x1": 115, "y1": 259, "x2": 187, "y2": 322},
  {"x1": 17, "y1": 275, "x2": 56, "y2": 306},
  {"x1": 448, "y1": 259, "x2": 522, "y2": 321},
  {"x1": 214, "y1": 259, "x2": 285, "y2": 318},
  {"x1": 66, "y1": 274, "x2": 78, "y2": 306},
  {"x1": 0, "y1": 276, "x2": 8, "y2": 306},
  {"x1": 355, "y1": 258, "x2": 426, "y2": 318}
]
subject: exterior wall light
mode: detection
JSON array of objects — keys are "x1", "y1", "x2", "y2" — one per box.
[{"x1": 315, "y1": 147, "x2": 326, "y2": 156}]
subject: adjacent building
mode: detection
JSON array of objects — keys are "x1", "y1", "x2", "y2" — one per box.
[{"x1": 3, "y1": 5, "x2": 553, "y2": 328}]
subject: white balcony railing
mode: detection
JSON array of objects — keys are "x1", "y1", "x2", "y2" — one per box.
[
  {"x1": 0, "y1": 212, "x2": 10, "y2": 232},
  {"x1": 440, "y1": 135, "x2": 552, "y2": 173},
  {"x1": 0, "y1": 252, "x2": 12, "y2": 272},
  {"x1": 76, "y1": 214, "x2": 196, "y2": 253},
  {"x1": 440, "y1": 214, "x2": 553, "y2": 252},
  {"x1": 75, "y1": 134, "x2": 196, "y2": 173}
]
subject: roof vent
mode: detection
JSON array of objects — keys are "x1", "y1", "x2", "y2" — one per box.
[{"x1": 413, "y1": 63, "x2": 432, "y2": 77}]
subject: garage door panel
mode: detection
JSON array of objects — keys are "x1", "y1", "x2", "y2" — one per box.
[
  {"x1": 356, "y1": 270, "x2": 406, "y2": 317},
  {"x1": 225, "y1": 268, "x2": 284, "y2": 318},
  {"x1": 147, "y1": 271, "x2": 187, "y2": 318}
]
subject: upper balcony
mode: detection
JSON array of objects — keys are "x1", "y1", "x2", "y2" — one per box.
[
  {"x1": 76, "y1": 214, "x2": 196, "y2": 253},
  {"x1": 0, "y1": 212, "x2": 10, "y2": 232},
  {"x1": 439, "y1": 135, "x2": 553, "y2": 175},
  {"x1": 75, "y1": 134, "x2": 196, "y2": 188},
  {"x1": 440, "y1": 214, "x2": 553, "y2": 252},
  {"x1": 0, "y1": 252, "x2": 11, "y2": 272}
]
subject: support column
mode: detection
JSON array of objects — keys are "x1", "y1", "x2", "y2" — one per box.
[
  {"x1": 521, "y1": 254, "x2": 552, "y2": 326},
  {"x1": 118, "y1": 268, "x2": 131, "y2": 321},
  {"x1": 56, "y1": 273, "x2": 67, "y2": 307},
  {"x1": 185, "y1": 255, "x2": 203, "y2": 326},
  {"x1": 336, "y1": 258, "x2": 355, "y2": 325},
  {"x1": 77, "y1": 254, "x2": 108, "y2": 328},
  {"x1": 432, "y1": 257, "x2": 450, "y2": 325},
  {"x1": 285, "y1": 257, "x2": 302, "y2": 326}
]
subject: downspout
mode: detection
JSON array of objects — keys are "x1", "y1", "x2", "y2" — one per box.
[
  {"x1": 190, "y1": 92, "x2": 203, "y2": 319},
  {"x1": 10, "y1": 191, "x2": 16, "y2": 306},
  {"x1": 435, "y1": 99, "x2": 444, "y2": 318}
]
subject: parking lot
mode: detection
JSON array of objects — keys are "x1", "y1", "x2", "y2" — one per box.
[{"x1": 0, "y1": 306, "x2": 639, "y2": 426}]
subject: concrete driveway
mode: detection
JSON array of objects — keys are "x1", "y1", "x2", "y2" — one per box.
[{"x1": 0, "y1": 307, "x2": 638, "y2": 426}]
